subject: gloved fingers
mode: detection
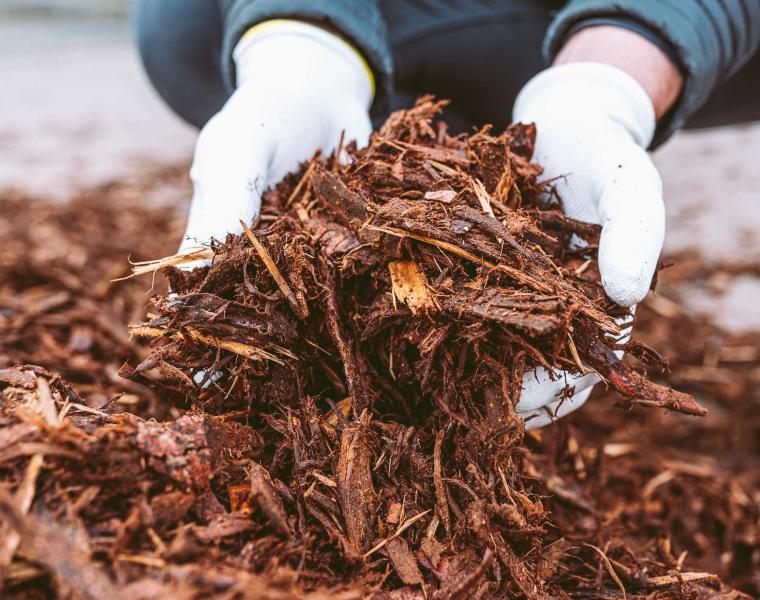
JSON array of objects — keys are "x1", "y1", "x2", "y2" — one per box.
[
  {"x1": 268, "y1": 98, "x2": 372, "y2": 182},
  {"x1": 522, "y1": 118, "x2": 602, "y2": 226},
  {"x1": 516, "y1": 366, "x2": 599, "y2": 413},
  {"x1": 178, "y1": 114, "x2": 269, "y2": 270},
  {"x1": 515, "y1": 301, "x2": 635, "y2": 426},
  {"x1": 179, "y1": 93, "x2": 370, "y2": 274},
  {"x1": 597, "y1": 148, "x2": 665, "y2": 307},
  {"x1": 173, "y1": 253, "x2": 214, "y2": 272},
  {"x1": 174, "y1": 239, "x2": 215, "y2": 272},
  {"x1": 336, "y1": 115, "x2": 372, "y2": 166},
  {"x1": 607, "y1": 307, "x2": 636, "y2": 358},
  {"x1": 519, "y1": 386, "x2": 593, "y2": 431},
  {"x1": 193, "y1": 368, "x2": 222, "y2": 388},
  {"x1": 336, "y1": 101, "x2": 373, "y2": 153}
]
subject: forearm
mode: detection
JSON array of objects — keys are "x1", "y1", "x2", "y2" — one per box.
[
  {"x1": 554, "y1": 25, "x2": 683, "y2": 120},
  {"x1": 545, "y1": 1, "x2": 760, "y2": 145}
]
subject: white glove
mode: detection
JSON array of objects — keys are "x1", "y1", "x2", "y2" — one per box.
[
  {"x1": 512, "y1": 62, "x2": 665, "y2": 429},
  {"x1": 179, "y1": 20, "x2": 374, "y2": 266}
]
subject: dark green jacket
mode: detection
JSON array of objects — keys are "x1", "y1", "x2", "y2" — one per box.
[{"x1": 218, "y1": 0, "x2": 760, "y2": 144}]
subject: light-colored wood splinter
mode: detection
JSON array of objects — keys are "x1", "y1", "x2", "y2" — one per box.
[
  {"x1": 471, "y1": 177, "x2": 496, "y2": 218},
  {"x1": 118, "y1": 247, "x2": 216, "y2": 281},
  {"x1": 388, "y1": 260, "x2": 440, "y2": 314},
  {"x1": 128, "y1": 325, "x2": 295, "y2": 364}
]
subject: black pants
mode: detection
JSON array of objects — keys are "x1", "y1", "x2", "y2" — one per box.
[{"x1": 135, "y1": 0, "x2": 760, "y2": 133}]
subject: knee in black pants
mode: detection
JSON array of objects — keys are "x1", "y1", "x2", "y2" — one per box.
[{"x1": 134, "y1": 0, "x2": 228, "y2": 128}]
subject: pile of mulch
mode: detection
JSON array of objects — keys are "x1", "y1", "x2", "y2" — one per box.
[
  {"x1": 553, "y1": 266, "x2": 760, "y2": 598},
  {"x1": 0, "y1": 167, "x2": 188, "y2": 419},
  {"x1": 0, "y1": 99, "x2": 756, "y2": 599}
]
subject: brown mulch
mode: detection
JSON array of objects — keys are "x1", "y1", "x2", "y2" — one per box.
[{"x1": 0, "y1": 99, "x2": 757, "y2": 599}]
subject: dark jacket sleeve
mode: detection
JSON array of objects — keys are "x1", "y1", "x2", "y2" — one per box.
[
  {"x1": 544, "y1": 0, "x2": 760, "y2": 146},
  {"x1": 218, "y1": 0, "x2": 393, "y2": 112}
]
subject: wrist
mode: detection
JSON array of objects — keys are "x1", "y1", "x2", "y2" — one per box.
[
  {"x1": 233, "y1": 20, "x2": 374, "y2": 108},
  {"x1": 554, "y1": 25, "x2": 683, "y2": 120},
  {"x1": 514, "y1": 62, "x2": 655, "y2": 148}
]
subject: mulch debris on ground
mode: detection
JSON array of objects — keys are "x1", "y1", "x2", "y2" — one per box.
[{"x1": 0, "y1": 99, "x2": 757, "y2": 599}]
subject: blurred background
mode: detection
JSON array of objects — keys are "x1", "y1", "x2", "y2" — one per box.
[
  {"x1": 0, "y1": 0, "x2": 194, "y2": 203},
  {"x1": 1, "y1": 0, "x2": 758, "y2": 330}
]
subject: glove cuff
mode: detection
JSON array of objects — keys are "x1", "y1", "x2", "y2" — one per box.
[
  {"x1": 233, "y1": 19, "x2": 374, "y2": 107},
  {"x1": 513, "y1": 62, "x2": 656, "y2": 148}
]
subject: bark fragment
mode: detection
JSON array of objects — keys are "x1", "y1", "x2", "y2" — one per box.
[
  {"x1": 249, "y1": 461, "x2": 292, "y2": 538},
  {"x1": 336, "y1": 422, "x2": 375, "y2": 558}
]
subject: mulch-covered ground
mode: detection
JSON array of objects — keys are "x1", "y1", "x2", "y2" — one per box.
[{"x1": 0, "y1": 100, "x2": 757, "y2": 599}]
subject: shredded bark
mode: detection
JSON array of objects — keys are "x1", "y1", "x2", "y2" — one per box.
[{"x1": 1, "y1": 98, "x2": 755, "y2": 599}]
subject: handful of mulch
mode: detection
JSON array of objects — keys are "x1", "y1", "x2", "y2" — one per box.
[
  {"x1": 131, "y1": 97, "x2": 703, "y2": 418},
  {"x1": 118, "y1": 97, "x2": 706, "y2": 596}
]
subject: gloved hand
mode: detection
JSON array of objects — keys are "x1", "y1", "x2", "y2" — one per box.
[
  {"x1": 512, "y1": 62, "x2": 665, "y2": 429},
  {"x1": 178, "y1": 20, "x2": 374, "y2": 267}
]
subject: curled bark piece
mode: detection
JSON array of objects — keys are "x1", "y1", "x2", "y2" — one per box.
[
  {"x1": 310, "y1": 167, "x2": 369, "y2": 226},
  {"x1": 433, "y1": 429, "x2": 450, "y2": 536},
  {"x1": 337, "y1": 423, "x2": 375, "y2": 558},
  {"x1": 386, "y1": 537, "x2": 424, "y2": 585},
  {"x1": 249, "y1": 462, "x2": 292, "y2": 538}
]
